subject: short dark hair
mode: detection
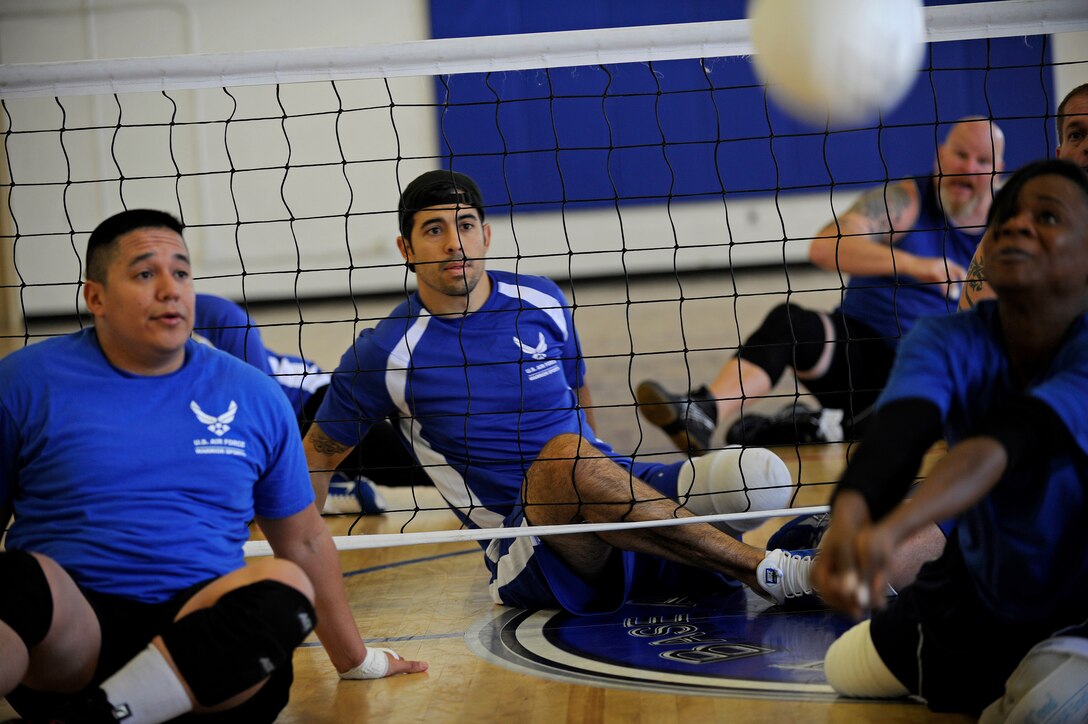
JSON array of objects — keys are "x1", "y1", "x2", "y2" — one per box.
[
  {"x1": 1057, "y1": 83, "x2": 1088, "y2": 143},
  {"x1": 398, "y1": 170, "x2": 486, "y2": 240},
  {"x1": 987, "y1": 158, "x2": 1088, "y2": 228},
  {"x1": 86, "y1": 209, "x2": 184, "y2": 282}
]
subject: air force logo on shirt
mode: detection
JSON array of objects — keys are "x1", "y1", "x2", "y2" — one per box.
[
  {"x1": 514, "y1": 333, "x2": 548, "y2": 360},
  {"x1": 513, "y1": 332, "x2": 561, "y2": 381},
  {"x1": 190, "y1": 400, "x2": 248, "y2": 457},
  {"x1": 191, "y1": 400, "x2": 237, "y2": 435}
]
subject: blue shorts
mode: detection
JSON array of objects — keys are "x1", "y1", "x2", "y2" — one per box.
[{"x1": 485, "y1": 459, "x2": 741, "y2": 613}]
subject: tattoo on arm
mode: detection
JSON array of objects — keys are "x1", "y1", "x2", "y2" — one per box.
[
  {"x1": 849, "y1": 188, "x2": 891, "y2": 234},
  {"x1": 308, "y1": 424, "x2": 352, "y2": 456},
  {"x1": 883, "y1": 183, "x2": 915, "y2": 228},
  {"x1": 845, "y1": 181, "x2": 916, "y2": 236},
  {"x1": 965, "y1": 257, "x2": 986, "y2": 292}
]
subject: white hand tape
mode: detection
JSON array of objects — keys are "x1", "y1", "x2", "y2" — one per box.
[{"x1": 340, "y1": 646, "x2": 401, "y2": 680}]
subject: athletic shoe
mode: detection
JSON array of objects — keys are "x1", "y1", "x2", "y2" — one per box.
[
  {"x1": 22, "y1": 686, "x2": 122, "y2": 723},
  {"x1": 635, "y1": 381, "x2": 717, "y2": 455},
  {"x1": 724, "y1": 412, "x2": 773, "y2": 446},
  {"x1": 766, "y1": 512, "x2": 831, "y2": 552},
  {"x1": 726, "y1": 402, "x2": 844, "y2": 446},
  {"x1": 755, "y1": 548, "x2": 817, "y2": 605},
  {"x1": 322, "y1": 473, "x2": 388, "y2": 515}
]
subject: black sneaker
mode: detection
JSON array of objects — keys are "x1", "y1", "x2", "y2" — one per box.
[
  {"x1": 635, "y1": 381, "x2": 717, "y2": 455},
  {"x1": 727, "y1": 402, "x2": 843, "y2": 446},
  {"x1": 768, "y1": 402, "x2": 825, "y2": 444},
  {"x1": 724, "y1": 412, "x2": 773, "y2": 446}
]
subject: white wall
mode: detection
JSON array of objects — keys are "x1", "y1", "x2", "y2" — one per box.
[
  {"x1": 2, "y1": 2, "x2": 1086, "y2": 315},
  {"x1": 1, "y1": 0, "x2": 439, "y2": 312}
]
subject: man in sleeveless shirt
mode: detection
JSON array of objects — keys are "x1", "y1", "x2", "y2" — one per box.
[{"x1": 637, "y1": 117, "x2": 1005, "y2": 454}]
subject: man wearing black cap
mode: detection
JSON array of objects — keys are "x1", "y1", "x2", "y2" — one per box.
[{"x1": 302, "y1": 169, "x2": 816, "y2": 613}]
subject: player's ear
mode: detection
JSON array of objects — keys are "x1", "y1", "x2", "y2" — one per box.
[
  {"x1": 396, "y1": 235, "x2": 416, "y2": 273},
  {"x1": 83, "y1": 278, "x2": 105, "y2": 315},
  {"x1": 482, "y1": 223, "x2": 492, "y2": 252}
]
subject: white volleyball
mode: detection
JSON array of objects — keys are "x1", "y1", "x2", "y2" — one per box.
[{"x1": 749, "y1": 0, "x2": 926, "y2": 126}]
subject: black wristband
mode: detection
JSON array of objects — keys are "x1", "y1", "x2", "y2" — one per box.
[{"x1": 834, "y1": 397, "x2": 943, "y2": 521}]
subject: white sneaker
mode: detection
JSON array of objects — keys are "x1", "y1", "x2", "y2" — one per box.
[{"x1": 756, "y1": 548, "x2": 816, "y2": 604}]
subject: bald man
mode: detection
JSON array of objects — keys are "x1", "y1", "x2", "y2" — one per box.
[{"x1": 638, "y1": 117, "x2": 1006, "y2": 455}]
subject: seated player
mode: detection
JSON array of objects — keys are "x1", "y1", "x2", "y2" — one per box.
[
  {"x1": 770, "y1": 96, "x2": 1088, "y2": 585},
  {"x1": 191, "y1": 293, "x2": 433, "y2": 515},
  {"x1": 815, "y1": 159, "x2": 1088, "y2": 719},
  {"x1": 302, "y1": 169, "x2": 820, "y2": 614},
  {"x1": 636, "y1": 117, "x2": 1005, "y2": 453},
  {"x1": 961, "y1": 83, "x2": 1088, "y2": 310},
  {"x1": 0, "y1": 210, "x2": 425, "y2": 724}
]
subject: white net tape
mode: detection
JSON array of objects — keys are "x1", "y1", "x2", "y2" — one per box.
[
  {"x1": 1, "y1": 0, "x2": 1085, "y2": 99},
  {"x1": 243, "y1": 504, "x2": 831, "y2": 557}
]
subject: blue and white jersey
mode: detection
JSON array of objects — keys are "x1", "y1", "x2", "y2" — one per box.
[
  {"x1": 839, "y1": 177, "x2": 983, "y2": 346},
  {"x1": 0, "y1": 330, "x2": 314, "y2": 603},
  {"x1": 317, "y1": 270, "x2": 615, "y2": 530},
  {"x1": 879, "y1": 301, "x2": 1088, "y2": 622},
  {"x1": 193, "y1": 293, "x2": 330, "y2": 416}
]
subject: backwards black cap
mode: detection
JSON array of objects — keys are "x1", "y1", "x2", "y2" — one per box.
[{"x1": 398, "y1": 169, "x2": 485, "y2": 238}]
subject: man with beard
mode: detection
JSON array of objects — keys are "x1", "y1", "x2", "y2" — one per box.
[
  {"x1": 637, "y1": 117, "x2": 1005, "y2": 457},
  {"x1": 301, "y1": 170, "x2": 818, "y2": 614}
]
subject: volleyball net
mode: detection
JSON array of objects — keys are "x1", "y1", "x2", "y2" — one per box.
[{"x1": 2, "y1": 1, "x2": 1086, "y2": 552}]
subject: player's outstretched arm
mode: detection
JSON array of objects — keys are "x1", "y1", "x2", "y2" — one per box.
[
  {"x1": 813, "y1": 488, "x2": 873, "y2": 618},
  {"x1": 257, "y1": 506, "x2": 428, "y2": 678},
  {"x1": 814, "y1": 398, "x2": 943, "y2": 618},
  {"x1": 873, "y1": 437, "x2": 1007, "y2": 548},
  {"x1": 851, "y1": 437, "x2": 1006, "y2": 615}
]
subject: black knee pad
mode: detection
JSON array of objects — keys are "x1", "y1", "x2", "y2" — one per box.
[
  {"x1": 0, "y1": 550, "x2": 54, "y2": 649},
  {"x1": 739, "y1": 302, "x2": 828, "y2": 380},
  {"x1": 160, "y1": 580, "x2": 316, "y2": 707}
]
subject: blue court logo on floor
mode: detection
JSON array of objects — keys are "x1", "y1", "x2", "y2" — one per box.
[{"x1": 466, "y1": 590, "x2": 853, "y2": 700}]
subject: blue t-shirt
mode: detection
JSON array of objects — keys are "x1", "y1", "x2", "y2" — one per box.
[
  {"x1": 0, "y1": 329, "x2": 314, "y2": 603},
  {"x1": 193, "y1": 293, "x2": 329, "y2": 416},
  {"x1": 879, "y1": 301, "x2": 1088, "y2": 621},
  {"x1": 317, "y1": 270, "x2": 614, "y2": 530},
  {"x1": 839, "y1": 177, "x2": 983, "y2": 346}
]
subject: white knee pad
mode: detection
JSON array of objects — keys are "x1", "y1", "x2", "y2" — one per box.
[
  {"x1": 824, "y1": 619, "x2": 910, "y2": 699},
  {"x1": 979, "y1": 635, "x2": 1088, "y2": 724},
  {"x1": 678, "y1": 446, "x2": 795, "y2": 533}
]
